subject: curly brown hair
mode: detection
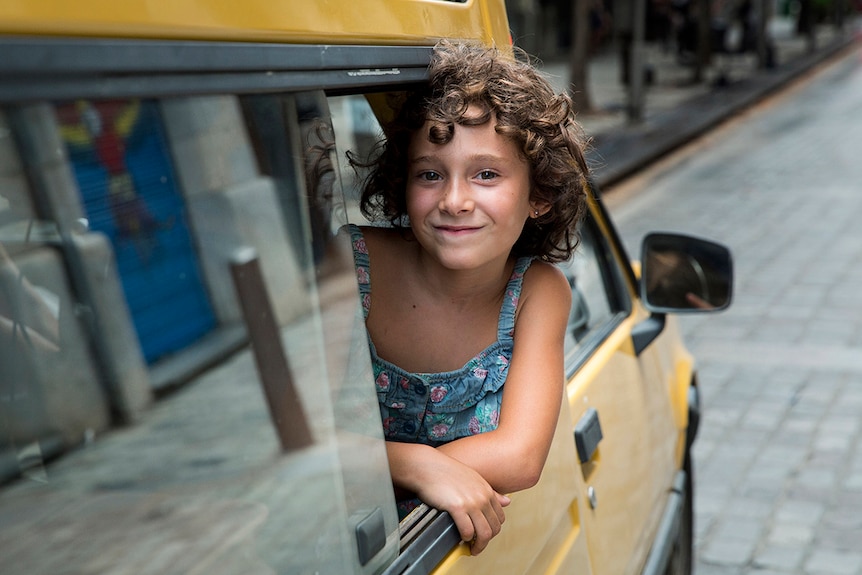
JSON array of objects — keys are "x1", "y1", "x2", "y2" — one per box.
[{"x1": 356, "y1": 40, "x2": 591, "y2": 262}]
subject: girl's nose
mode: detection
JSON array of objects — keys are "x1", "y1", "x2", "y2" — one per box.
[{"x1": 439, "y1": 179, "x2": 474, "y2": 215}]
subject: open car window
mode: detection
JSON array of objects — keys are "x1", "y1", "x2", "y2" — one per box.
[{"x1": 327, "y1": 92, "x2": 634, "y2": 386}]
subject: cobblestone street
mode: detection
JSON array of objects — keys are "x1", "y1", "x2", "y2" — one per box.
[{"x1": 605, "y1": 45, "x2": 862, "y2": 575}]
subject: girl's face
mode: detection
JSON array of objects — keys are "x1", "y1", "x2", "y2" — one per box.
[{"x1": 405, "y1": 111, "x2": 541, "y2": 272}]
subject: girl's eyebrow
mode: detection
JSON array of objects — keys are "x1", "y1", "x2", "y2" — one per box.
[
  {"x1": 409, "y1": 155, "x2": 436, "y2": 165},
  {"x1": 409, "y1": 153, "x2": 507, "y2": 165},
  {"x1": 467, "y1": 153, "x2": 507, "y2": 164}
]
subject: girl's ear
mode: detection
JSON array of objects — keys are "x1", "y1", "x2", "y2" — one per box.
[{"x1": 529, "y1": 201, "x2": 551, "y2": 218}]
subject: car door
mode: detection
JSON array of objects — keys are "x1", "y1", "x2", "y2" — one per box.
[{"x1": 559, "y1": 207, "x2": 680, "y2": 575}]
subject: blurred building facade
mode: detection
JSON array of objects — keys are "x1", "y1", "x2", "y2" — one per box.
[{"x1": 508, "y1": 0, "x2": 852, "y2": 64}]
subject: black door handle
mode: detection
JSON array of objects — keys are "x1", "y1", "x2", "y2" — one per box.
[{"x1": 574, "y1": 408, "x2": 603, "y2": 464}]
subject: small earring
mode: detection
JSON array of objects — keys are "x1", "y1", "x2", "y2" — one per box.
[{"x1": 534, "y1": 210, "x2": 539, "y2": 217}]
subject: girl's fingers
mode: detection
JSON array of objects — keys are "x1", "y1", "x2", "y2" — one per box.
[
  {"x1": 405, "y1": 450, "x2": 511, "y2": 555},
  {"x1": 469, "y1": 493, "x2": 507, "y2": 555},
  {"x1": 451, "y1": 512, "x2": 476, "y2": 547},
  {"x1": 493, "y1": 492, "x2": 510, "y2": 522},
  {"x1": 469, "y1": 513, "x2": 493, "y2": 555}
]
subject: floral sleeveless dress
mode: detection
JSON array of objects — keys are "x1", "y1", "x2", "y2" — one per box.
[{"x1": 348, "y1": 224, "x2": 532, "y2": 518}]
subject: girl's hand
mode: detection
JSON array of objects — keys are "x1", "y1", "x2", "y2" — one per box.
[
  {"x1": 416, "y1": 459, "x2": 510, "y2": 555},
  {"x1": 387, "y1": 442, "x2": 510, "y2": 554}
]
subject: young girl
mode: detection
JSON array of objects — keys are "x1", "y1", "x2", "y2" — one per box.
[{"x1": 348, "y1": 40, "x2": 591, "y2": 555}]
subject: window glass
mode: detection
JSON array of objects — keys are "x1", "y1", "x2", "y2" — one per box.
[
  {"x1": 54, "y1": 99, "x2": 217, "y2": 364},
  {"x1": 328, "y1": 94, "x2": 385, "y2": 224},
  {"x1": 281, "y1": 90, "x2": 400, "y2": 571},
  {"x1": 559, "y1": 220, "x2": 621, "y2": 356},
  {"x1": 1, "y1": 105, "x2": 110, "y2": 477},
  {"x1": 0, "y1": 92, "x2": 396, "y2": 573}
]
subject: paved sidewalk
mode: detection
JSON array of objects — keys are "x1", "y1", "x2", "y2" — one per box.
[{"x1": 539, "y1": 16, "x2": 861, "y2": 189}]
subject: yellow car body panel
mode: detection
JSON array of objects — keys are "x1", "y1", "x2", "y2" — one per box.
[
  {"x1": 0, "y1": 0, "x2": 510, "y2": 48},
  {"x1": 628, "y1": 261, "x2": 697, "y2": 471},
  {"x1": 567, "y1": 318, "x2": 676, "y2": 575},
  {"x1": 432, "y1": 392, "x2": 592, "y2": 574}
]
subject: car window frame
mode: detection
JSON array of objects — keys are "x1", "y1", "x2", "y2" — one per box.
[
  {"x1": 0, "y1": 37, "x2": 433, "y2": 102},
  {"x1": 563, "y1": 209, "x2": 633, "y2": 378}
]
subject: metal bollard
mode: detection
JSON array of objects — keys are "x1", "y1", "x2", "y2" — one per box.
[{"x1": 229, "y1": 247, "x2": 313, "y2": 452}]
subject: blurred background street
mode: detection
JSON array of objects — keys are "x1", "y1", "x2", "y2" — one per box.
[
  {"x1": 527, "y1": 5, "x2": 859, "y2": 187},
  {"x1": 603, "y1": 37, "x2": 862, "y2": 575}
]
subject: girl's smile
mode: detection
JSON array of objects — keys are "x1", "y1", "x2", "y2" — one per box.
[{"x1": 434, "y1": 225, "x2": 482, "y2": 235}]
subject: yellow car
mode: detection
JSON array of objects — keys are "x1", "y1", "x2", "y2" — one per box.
[{"x1": 0, "y1": 2, "x2": 732, "y2": 574}]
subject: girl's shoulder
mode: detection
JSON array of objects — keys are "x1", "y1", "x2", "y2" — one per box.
[
  {"x1": 519, "y1": 259, "x2": 572, "y2": 311},
  {"x1": 522, "y1": 259, "x2": 569, "y2": 290}
]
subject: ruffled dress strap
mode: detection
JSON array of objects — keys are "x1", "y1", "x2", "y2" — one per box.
[
  {"x1": 498, "y1": 256, "x2": 534, "y2": 342},
  {"x1": 347, "y1": 223, "x2": 372, "y2": 319}
]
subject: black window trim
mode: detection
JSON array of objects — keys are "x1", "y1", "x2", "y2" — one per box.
[
  {"x1": 587, "y1": 178, "x2": 638, "y2": 291},
  {"x1": 563, "y1": 210, "x2": 633, "y2": 378},
  {"x1": 565, "y1": 312, "x2": 628, "y2": 379},
  {"x1": 586, "y1": 212, "x2": 631, "y2": 316},
  {"x1": 0, "y1": 37, "x2": 433, "y2": 102},
  {"x1": 382, "y1": 505, "x2": 461, "y2": 575}
]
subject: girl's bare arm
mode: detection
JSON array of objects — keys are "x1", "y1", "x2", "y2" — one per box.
[{"x1": 437, "y1": 262, "x2": 570, "y2": 493}]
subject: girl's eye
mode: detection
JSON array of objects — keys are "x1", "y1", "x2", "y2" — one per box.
[
  {"x1": 477, "y1": 170, "x2": 498, "y2": 180},
  {"x1": 419, "y1": 171, "x2": 441, "y2": 181}
]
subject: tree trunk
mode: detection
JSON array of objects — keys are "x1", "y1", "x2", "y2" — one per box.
[
  {"x1": 757, "y1": 0, "x2": 775, "y2": 69},
  {"x1": 568, "y1": 0, "x2": 593, "y2": 113},
  {"x1": 694, "y1": 0, "x2": 711, "y2": 83}
]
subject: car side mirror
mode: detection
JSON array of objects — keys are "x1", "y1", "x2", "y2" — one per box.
[{"x1": 640, "y1": 232, "x2": 733, "y2": 314}]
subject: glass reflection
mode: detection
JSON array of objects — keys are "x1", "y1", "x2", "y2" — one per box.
[
  {"x1": 642, "y1": 233, "x2": 732, "y2": 312},
  {"x1": 0, "y1": 91, "x2": 395, "y2": 574}
]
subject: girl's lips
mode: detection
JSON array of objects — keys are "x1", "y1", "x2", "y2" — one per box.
[
  {"x1": 434, "y1": 225, "x2": 481, "y2": 238},
  {"x1": 435, "y1": 225, "x2": 480, "y2": 233}
]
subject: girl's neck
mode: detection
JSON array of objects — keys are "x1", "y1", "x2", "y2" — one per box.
[{"x1": 410, "y1": 243, "x2": 514, "y2": 308}]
